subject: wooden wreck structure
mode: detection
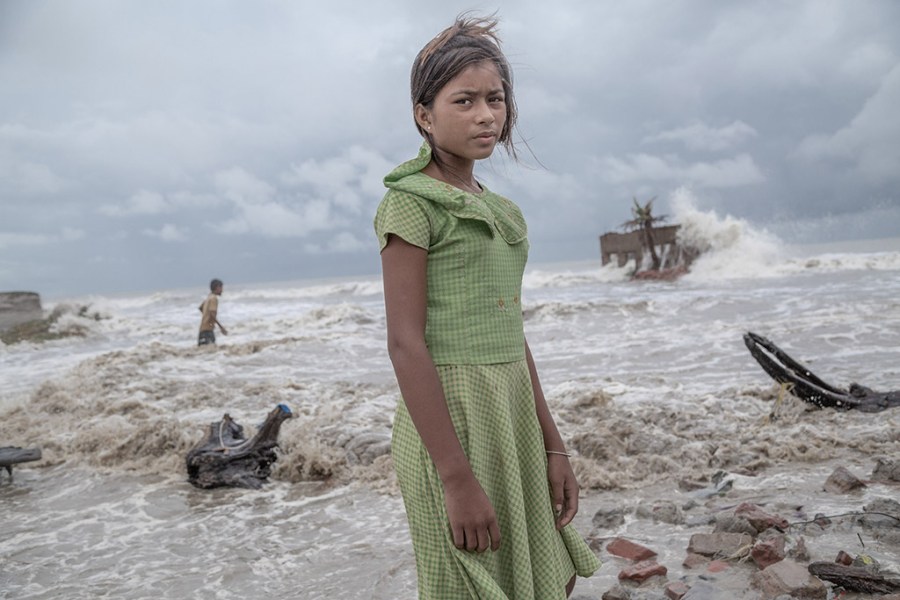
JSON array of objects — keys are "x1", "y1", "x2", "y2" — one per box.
[
  {"x1": 599, "y1": 225, "x2": 695, "y2": 271},
  {"x1": 601, "y1": 196, "x2": 701, "y2": 279}
]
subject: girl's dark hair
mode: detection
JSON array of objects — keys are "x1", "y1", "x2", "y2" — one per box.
[
  {"x1": 411, "y1": 13, "x2": 518, "y2": 159},
  {"x1": 210, "y1": 278, "x2": 223, "y2": 291}
]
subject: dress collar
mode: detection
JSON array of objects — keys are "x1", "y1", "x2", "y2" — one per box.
[{"x1": 383, "y1": 142, "x2": 527, "y2": 244}]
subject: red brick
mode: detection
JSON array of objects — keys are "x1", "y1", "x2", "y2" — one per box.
[
  {"x1": 606, "y1": 537, "x2": 658, "y2": 562},
  {"x1": 618, "y1": 560, "x2": 668, "y2": 583},
  {"x1": 682, "y1": 552, "x2": 708, "y2": 569},
  {"x1": 687, "y1": 532, "x2": 754, "y2": 557},
  {"x1": 752, "y1": 559, "x2": 827, "y2": 599},
  {"x1": 751, "y1": 534, "x2": 786, "y2": 569},
  {"x1": 665, "y1": 581, "x2": 690, "y2": 599},
  {"x1": 734, "y1": 502, "x2": 790, "y2": 532},
  {"x1": 707, "y1": 560, "x2": 730, "y2": 573},
  {"x1": 835, "y1": 550, "x2": 853, "y2": 565}
]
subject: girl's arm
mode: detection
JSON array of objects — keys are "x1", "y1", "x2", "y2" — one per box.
[
  {"x1": 381, "y1": 234, "x2": 501, "y2": 553},
  {"x1": 525, "y1": 338, "x2": 579, "y2": 529}
]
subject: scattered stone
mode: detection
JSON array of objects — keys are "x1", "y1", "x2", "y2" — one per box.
[
  {"x1": 751, "y1": 533, "x2": 786, "y2": 569},
  {"x1": 734, "y1": 502, "x2": 789, "y2": 533},
  {"x1": 872, "y1": 457, "x2": 900, "y2": 483},
  {"x1": 752, "y1": 559, "x2": 827, "y2": 599},
  {"x1": 593, "y1": 504, "x2": 628, "y2": 530},
  {"x1": 859, "y1": 497, "x2": 900, "y2": 529},
  {"x1": 607, "y1": 537, "x2": 657, "y2": 562},
  {"x1": 601, "y1": 584, "x2": 632, "y2": 600},
  {"x1": 706, "y1": 560, "x2": 729, "y2": 573},
  {"x1": 587, "y1": 535, "x2": 608, "y2": 554},
  {"x1": 618, "y1": 560, "x2": 668, "y2": 583},
  {"x1": 590, "y1": 460, "x2": 899, "y2": 600},
  {"x1": 823, "y1": 466, "x2": 866, "y2": 494},
  {"x1": 636, "y1": 500, "x2": 684, "y2": 525},
  {"x1": 684, "y1": 513, "x2": 715, "y2": 528},
  {"x1": 713, "y1": 514, "x2": 757, "y2": 536},
  {"x1": 682, "y1": 553, "x2": 708, "y2": 570},
  {"x1": 665, "y1": 581, "x2": 690, "y2": 600},
  {"x1": 687, "y1": 532, "x2": 753, "y2": 558}
]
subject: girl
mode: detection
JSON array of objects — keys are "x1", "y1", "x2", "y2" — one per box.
[{"x1": 375, "y1": 14, "x2": 599, "y2": 599}]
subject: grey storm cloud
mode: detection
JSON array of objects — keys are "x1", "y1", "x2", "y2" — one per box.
[{"x1": 1, "y1": 0, "x2": 898, "y2": 296}]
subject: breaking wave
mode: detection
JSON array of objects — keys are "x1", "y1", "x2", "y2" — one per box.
[{"x1": 669, "y1": 189, "x2": 900, "y2": 282}]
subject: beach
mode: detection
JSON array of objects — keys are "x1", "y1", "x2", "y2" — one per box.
[{"x1": 2, "y1": 210, "x2": 899, "y2": 599}]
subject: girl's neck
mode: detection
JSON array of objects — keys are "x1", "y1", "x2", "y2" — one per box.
[{"x1": 422, "y1": 160, "x2": 482, "y2": 195}]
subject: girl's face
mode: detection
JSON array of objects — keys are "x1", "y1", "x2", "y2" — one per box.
[{"x1": 416, "y1": 60, "x2": 507, "y2": 167}]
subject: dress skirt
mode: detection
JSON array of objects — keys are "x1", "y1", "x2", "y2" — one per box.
[{"x1": 392, "y1": 360, "x2": 600, "y2": 599}]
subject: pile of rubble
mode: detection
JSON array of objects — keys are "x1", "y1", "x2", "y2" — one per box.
[{"x1": 578, "y1": 459, "x2": 900, "y2": 600}]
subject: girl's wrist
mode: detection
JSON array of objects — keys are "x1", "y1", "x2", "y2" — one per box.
[
  {"x1": 435, "y1": 455, "x2": 476, "y2": 484},
  {"x1": 545, "y1": 450, "x2": 571, "y2": 457}
]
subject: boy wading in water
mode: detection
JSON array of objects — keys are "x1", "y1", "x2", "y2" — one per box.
[
  {"x1": 198, "y1": 278, "x2": 227, "y2": 346},
  {"x1": 375, "y1": 14, "x2": 599, "y2": 599}
]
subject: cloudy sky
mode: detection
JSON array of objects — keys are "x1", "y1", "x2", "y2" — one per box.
[{"x1": 2, "y1": 0, "x2": 899, "y2": 297}]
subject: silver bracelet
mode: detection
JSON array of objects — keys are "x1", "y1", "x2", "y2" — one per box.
[{"x1": 545, "y1": 450, "x2": 571, "y2": 457}]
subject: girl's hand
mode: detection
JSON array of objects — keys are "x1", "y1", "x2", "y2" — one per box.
[
  {"x1": 547, "y1": 453, "x2": 579, "y2": 529},
  {"x1": 443, "y1": 472, "x2": 501, "y2": 553}
]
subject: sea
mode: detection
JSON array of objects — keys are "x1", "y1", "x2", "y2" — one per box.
[{"x1": 2, "y1": 203, "x2": 899, "y2": 599}]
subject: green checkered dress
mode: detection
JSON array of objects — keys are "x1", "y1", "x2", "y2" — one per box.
[{"x1": 375, "y1": 144, "x2": 600, "y2": 599}]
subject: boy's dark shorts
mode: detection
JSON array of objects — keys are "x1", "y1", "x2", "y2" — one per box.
[{"x1": 198, "y1": 330, "x2": 216, "y2": 346}]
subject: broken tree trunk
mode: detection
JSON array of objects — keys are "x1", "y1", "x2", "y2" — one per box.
[
  {"x1": 186, "y1": 404, "x2": 293, "y2": 489},
  {"x1": 0, "y1": 446, "x2": 42, "y2": 481},
  {"x1": 744, "y1": 332, "x2": 900, "y2": 412},
  {"x1": 808, "y1": 562, "x2": 900, "y2": 594}
]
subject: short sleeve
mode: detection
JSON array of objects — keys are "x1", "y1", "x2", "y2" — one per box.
[{"x1": 374, "y1": 190, "x2": 432, "y2": 252}]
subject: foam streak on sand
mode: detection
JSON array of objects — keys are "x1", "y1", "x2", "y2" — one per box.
[{"x1": 1, "y1": 228, "x2": 900, "y2": 598}]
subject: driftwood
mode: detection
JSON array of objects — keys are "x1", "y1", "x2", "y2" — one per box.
[
  {"x1": 744, "y1": 332, "x2": 900, "y2": 412},
  {"x1": 0, "y1": 446, "x2": 42, "y2": 480},
  {"x1": 808, "y1": 562, "x2": 900, "y2": 594},
  {"x1": 186, "y1": 404, "x2": 293, "y2": 489}
]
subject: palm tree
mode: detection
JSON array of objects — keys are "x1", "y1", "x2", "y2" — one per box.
[{"x1": 621, "y1": 196, "x2": 667, "y2": 271}]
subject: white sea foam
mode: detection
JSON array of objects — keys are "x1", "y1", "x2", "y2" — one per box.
[
  {"x1": 667, "y1": 188, "x2": 900, "y2": 282},
  {"x1": 669, "y1": 188, "x2": 787, "y2": 281},
  {"x1": 523, "y1": 261, "x2": 632, "y2": 289}
]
